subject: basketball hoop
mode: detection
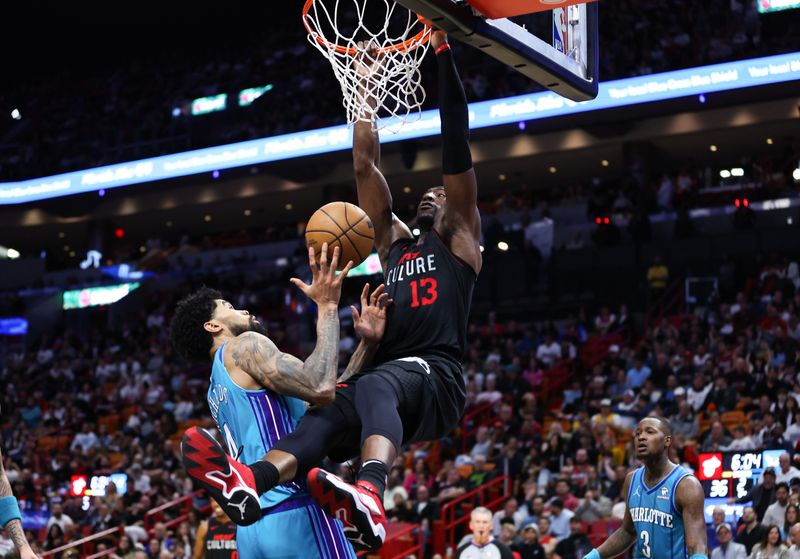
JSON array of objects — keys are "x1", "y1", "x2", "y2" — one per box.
[{"x1": 302, "y1": 0, "x2": 432, "y2": 132}]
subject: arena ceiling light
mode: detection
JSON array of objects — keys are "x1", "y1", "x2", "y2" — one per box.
[
  {"x1": 0, "y1": 246, "x2": 20, "y2": 259},
  {"x1": 10, "y1": 109, "x2": 21, "y2": 120},
  {"x1": 0, "y1": 52, "x2": 798, "y2": 205}
]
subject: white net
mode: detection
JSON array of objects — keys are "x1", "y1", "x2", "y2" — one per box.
[{"x1": 303, "y1": 0, "x2": 432, "y2": 133}]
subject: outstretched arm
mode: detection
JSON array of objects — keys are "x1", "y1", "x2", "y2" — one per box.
[
  {"x1": 0, "y1": 451, "x2": 38, "y2": 559},
  {"x1": 228, "y1": 245, "x2": 353, "y2": 406},
  {"x1": 338, "y1": 283, "x2": 393, "y2": 383},
  {"x1": 353, "y1": 51, "x2": 412, "y2": 268},
  {"x1": 590, "y1": 472, "x2": 637, "y2": 559},
  {"x1": 677, "y1": 476, "x2": 709, "y2": 558},
  {"x1": 434, "y1": 32, "x2": 482, "y2": 274}
]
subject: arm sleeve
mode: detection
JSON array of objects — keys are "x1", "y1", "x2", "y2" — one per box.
[{"x1": 437, "y1": 49, "x2": 472, "y2": 175}]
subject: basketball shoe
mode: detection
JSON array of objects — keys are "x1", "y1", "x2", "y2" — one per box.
[
  {"x1": 307, "y1": 467, "x2": 387, "y2": 552},
  {"x1": 181, "y1": 426, "x2": 261, "y2": 526}
]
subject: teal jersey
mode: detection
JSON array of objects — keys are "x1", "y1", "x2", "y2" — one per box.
[
  {"x1": 627, "y1": 465, "x2": 692, "y2": 559},
  {"x1": 207, "y1": 342, "x2": 308, "y2": 509}
]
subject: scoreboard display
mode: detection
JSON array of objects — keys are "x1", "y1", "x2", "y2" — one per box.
[{"x1": 697, "y1": 450, "x2": 783, "y2": 500}]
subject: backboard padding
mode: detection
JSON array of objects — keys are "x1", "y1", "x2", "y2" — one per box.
[{"x1": 394, "y1": 0, "x2": 598, "y2": 101}]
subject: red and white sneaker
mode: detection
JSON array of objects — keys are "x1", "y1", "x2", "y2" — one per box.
[
  {"x1": 307, "y1": 467, "x2": 387, "y2": 552},
  {"x1": 181, "y1": 427, "x2": 261, "y2": 526}
]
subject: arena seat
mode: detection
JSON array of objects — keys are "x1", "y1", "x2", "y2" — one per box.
[{"x1": 721, "y1": 411, "x2": 746, "y2": 429}]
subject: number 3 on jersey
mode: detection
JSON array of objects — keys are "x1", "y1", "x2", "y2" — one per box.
[
  {"x1": 640, "y1": 530, "x2": 651, "y2": 558},
  {"x1": 410, "y1": 278, "x2": 438, "y2": 308}
]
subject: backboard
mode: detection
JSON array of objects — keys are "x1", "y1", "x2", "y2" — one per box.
[{"x1": 393, "y1": 0, "x2": 599, "y2": 101}]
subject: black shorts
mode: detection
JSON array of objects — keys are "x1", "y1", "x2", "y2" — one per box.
[
  {"x1": 327, "y1": 354, "x2": 466, "y2": 462},
  {"x1": 273, "y1": 355, "x2": 466, "y2": 468}
]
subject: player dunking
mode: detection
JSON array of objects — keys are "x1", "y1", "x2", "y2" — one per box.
[
  {"x1": 582, "y1": 417, "x2": 708, "y2": 559},
  {"x1": 180, "y1": 30, "x2": 480, "y2": 552}
]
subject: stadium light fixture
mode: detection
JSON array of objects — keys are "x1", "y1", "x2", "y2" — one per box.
[
  {"x1": 731, "y1": 168, "x2": 745, "y2": 177},
  {"x1": 497, "y1": 241, "x2": 509, "y2": 251},
  {"x1": 793, "y1": 168, "x2": 800, "y2": 182},
  {"x1": 720, "y1": 170, "x2": 731, "y2": 178},
  {"x1": 10, "y1": 109, "x2": 21, "y2": 120},
  {"x1": 0, "y1": 246, "x2": 20, "y2": 259}
]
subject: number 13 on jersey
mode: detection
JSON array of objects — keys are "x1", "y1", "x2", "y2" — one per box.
[{"x1": 409, "y1": 278, "x2": 438, "y2": 307}]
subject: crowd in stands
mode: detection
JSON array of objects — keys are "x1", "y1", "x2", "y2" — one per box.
[
  {"x1": 0, "y1": 236, "x2": 797, "y2": 557},
  {"x1": 1, "y1": 1, "x2": 798, "y2": 181}
]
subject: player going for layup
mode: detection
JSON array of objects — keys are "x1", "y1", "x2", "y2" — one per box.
[
  {"x1": 582, "y1": 417, "x2": 708, "y2": 559},
  {"x1": 172, "y1": 245, "x2": 361, "y2": 558},
  {"x1": 180, "y1": 31, "x2": 480, "y2": 552}
]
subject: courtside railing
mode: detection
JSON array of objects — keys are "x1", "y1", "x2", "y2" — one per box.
[
  {"x1": 459, "y1": 401, "x2": 495, "y2": 452},
  {"x1": 645, "y1": 277, "x2": 685, "y2": 326},
  {"x1": 41, "y1": 491, "x2": 207, "y2": 558},
  {"x1": 41, "y1": 526, "x2": 124, "y2": 558},
  {"x1": 357, "y1": 522, "x2": 425, "y2": 559},
  {"x1": 432, "y1": 475, "x2": 510, "y2": 556},
  {"x1": 144, "y1": 489, "x2": 208, "y2": 532}
]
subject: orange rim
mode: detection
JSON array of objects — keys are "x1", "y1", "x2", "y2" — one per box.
[{"x1": 302, "y1": 0, "x2": 431, "y2": 55}]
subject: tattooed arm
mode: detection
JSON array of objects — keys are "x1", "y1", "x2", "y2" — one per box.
[
  {"x1": 228, "y1": 244, "x2": 354, "y2": 405},
  {"x1": 677, "y1": 475, "x2": 709, "y2": 558},
  {"x1": 594, "y1": 472, "x2": 637, "y2": 558},
  {"x1": 230, "y1": 307, "x2": 340, "y2": 405},
  {"x1": 0, "y1": 451, "x2": 37, "y2": 559}
]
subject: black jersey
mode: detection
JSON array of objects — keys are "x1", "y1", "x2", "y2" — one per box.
[
  {"x1": 204, "y1": 517, "x2": 237, "y2": 558},
  {"x1": 374, "y1": 229, "x2": 476, "y2": 365}
]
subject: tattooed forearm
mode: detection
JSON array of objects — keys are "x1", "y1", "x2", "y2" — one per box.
[
  {"x1": 5, "y1": 519, "x2": 28, "y2": 550},
  {"x1": 339, "y1": 340, "x2": 377, "y2": 384},
  {"x1": 231, "y1": 306, "x2": 339, "y2": 404},
  {"x1": 300, "y1": 306, "x2": 340, "y2": 398},
  {"x1": 0, "y1": 458, "x2": 30, "y2": 551}
]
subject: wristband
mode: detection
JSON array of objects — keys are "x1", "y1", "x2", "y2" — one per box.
[
  {"x1": 435, "y1": 44, "x2": 451, "y2": 56},
  {"x1": 584, "y1": 549, "x2": 600, "y2": 559},
  {"x1": 0, "y1": 496, "x2": 21, "y2": 527},
  {"x1": 689, "y1": 555, "x2": 708, "y2": 559}
]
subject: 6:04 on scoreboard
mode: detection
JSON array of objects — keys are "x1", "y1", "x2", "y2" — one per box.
[{"x1": 697, "y1": 450, "x2": 784, "y2": 500}]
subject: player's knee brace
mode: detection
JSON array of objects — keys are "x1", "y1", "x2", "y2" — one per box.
[{"x1": 354, "y1": 374, "x2": 402, "y2": 450}]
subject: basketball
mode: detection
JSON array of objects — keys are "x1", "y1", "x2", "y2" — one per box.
[{"x1": 305, "y1": 202, "x2": 375, "y2": 269}]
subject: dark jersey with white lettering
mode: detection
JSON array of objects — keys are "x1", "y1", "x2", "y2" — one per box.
[
  {"x1": 205, "y1": 517, "x2": 238, "y2": 558},
  {"x1": 374, "y1": 229, "x2": 476, "y2": 365}
]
